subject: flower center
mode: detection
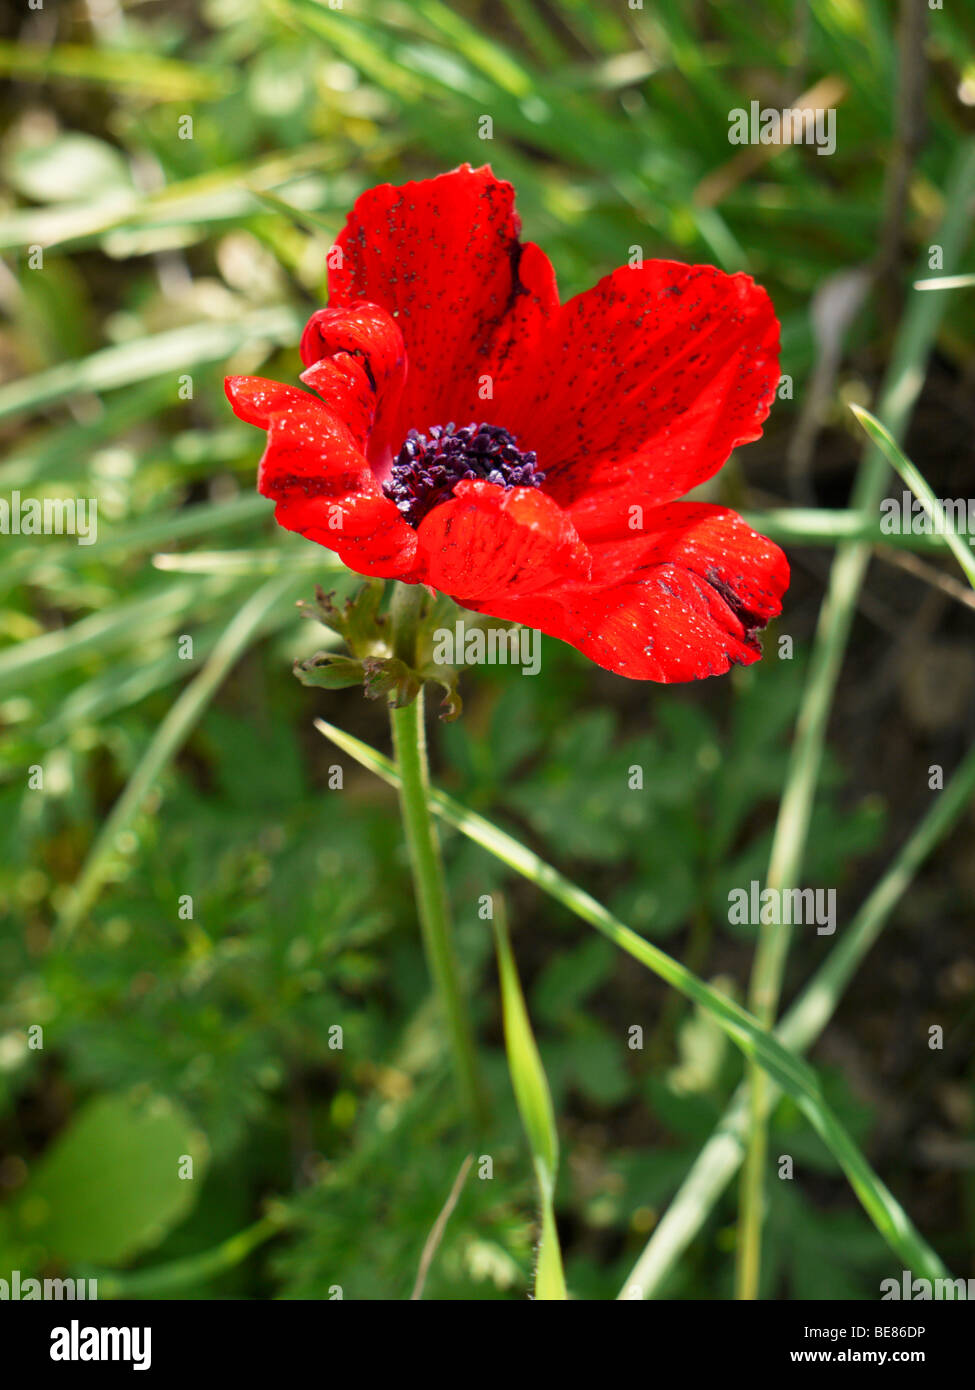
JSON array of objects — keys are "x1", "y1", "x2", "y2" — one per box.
[{"x1": 383, "y1": 422, "x2": 544, "y2": 528}]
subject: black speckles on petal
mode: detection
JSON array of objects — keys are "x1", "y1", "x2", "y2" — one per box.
[
  {"x1": 326, "y1": 166, "x2": 558, "y2": 439},
  {"x1": 704, "y1": 565, "x2": 768, "y2": 648}
]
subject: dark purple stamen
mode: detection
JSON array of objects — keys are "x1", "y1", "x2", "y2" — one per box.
[{"x1": 383, "y1": 422, "x2": 544, "y2": 528}]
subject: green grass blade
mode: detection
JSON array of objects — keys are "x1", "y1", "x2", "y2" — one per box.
[
  {"x1": 0, "y1": 497, "x2": 271, "y2": 585},
  {"x1": 0, "y1": 39, "x2": 233, "y2": 98},
  {"x1": 53, "y1": 573, "x2": 310, "y2": 941},
  {"x1": 153, "y1": 547, "x2": 346, "y2": 576},
  {"x1": 742, "y1": 507, "x2": 970, "y2": 551},
  {"x1": 0, "y1": 577, "x2": 241, "y2": 696},
  {"x1": 0, "y1": 141, "x2": 361, "y2": 252},
  {"x1": 850, "y1": 404, "x2": 975, "y2": 590},
  {"x1": 313, "y1": 718, "x2": 949, "y2": 1284},
  {"x1": 621, "y1": 738, "x2": 975, "y2": 1298},
  {"x1": 492, "y1": 903, "x2": 566, "y2": 1300},
  {"x1": 736, "y1": 137, "x2": 975, "y2": 1297},
  {"x1": 536, "y1": 1201, "x2": 566, "y2": 1302},
  {"x1": 912, "y1": 273, "x2": 975, "y2": 290},
  {"x1": 497, "y1": 0, "x2": 568, "y2": 67},
  {"x1": 0, "y1": 309, "x2": 301, "y2": 421},
  {"x1": 248, "y1": 189, "x2": 339, "y2": 237}
]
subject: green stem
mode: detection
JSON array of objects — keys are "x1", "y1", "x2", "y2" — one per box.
[
  {"x1": 389, "y1": 580, "x2": 427, "y2": 665},
  {"x1": 736, "y1": 1069, "x2": 770, "y2": 1298},
  {"x1": 92, "y1": 1207, "x2": 292, "y2": 1298},
  {"x1": 389, "y1": 684, "x2": 487, "y2": 1130}
]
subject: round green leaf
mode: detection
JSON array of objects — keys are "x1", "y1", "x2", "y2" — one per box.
[{"x1": 7, "y1": 1090, "x2": 209, "y2": 1266}]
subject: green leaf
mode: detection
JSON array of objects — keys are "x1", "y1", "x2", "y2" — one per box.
[
  {"x1": 5, "y1": 132, "x2": 133, "y2": 205},
  {"x1": 5, "y1": 1091, "x2": 208, "y2": 1267},
  {"x1": 532, "y1": 935, "x2": 616, "y2": 1023},
  {"x1": 492, "y1": 905, "x2": 566, "y2": 1301},
  {"x1": 742, "y1": 507, "x2": 975, "y2": 551}
]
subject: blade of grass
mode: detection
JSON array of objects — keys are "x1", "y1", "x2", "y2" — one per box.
[
  {"x1": 492, "y1": 901, "x2": 567, "y2": 1300},
  {"x1": 736, "y1": 138, "x2": 975, "y2": 1299},
  {"x1": 742, "y1": 507, "x2": 972, "y2": 551},
  {"x1": 0, "y1": 39, "x2": 234, "y2": 98},
  {"x1": 28, "y1": 582, "x2": 329, "y2": 746},
  {"x1": 621, "y1": 736, "x2": 975, "y2": 1298},
  {"x1": 313, "y1": 717, "x2": 949, "y2": 1284},
  {"x1": 410, "y1": 1153, "x2": 475, "y2": 1300},
  {"x1": 0, "y1": 497, "x2": 269, "y2": 586},
  {"x1": 498, "y1": 0, "x2": 569, "y2": 67},
  {"x1": 0, "y1": 309, "x2": 302, "y2": 421},
  {"x1": 248, "y1": 189, "x2": 338, "y2": 237},
  {"x1": 0, "y1": 140, "x2": 380, "y2": 252},
  {"x1": 0, "y1": 576, "x2": 242, "y2": 697},
  {"x1": 53, "y1": 573, "x2": 312, "y2": 941},
  {"x1": 850, "y1": 403, "x2": 975, "y2": 590},
  {"x1": 913, "y1": 273, "x2": 975, "y2": 290},
  {"x1": 152, "y1": 547, "x2": 344, "y2": 576}
]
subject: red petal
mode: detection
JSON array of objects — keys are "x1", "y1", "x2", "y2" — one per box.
[
  {"x1": 414, "y1": 479, "x2": 589, "y2": 599},
  {"x1": 505, "y1": 261, "x2": 779, "y2": 524},
  {"x1": 225, "y1": 375, "x2": 416, "y2": 578},
  {"x1": 460, "y1": 504, "x2": 788, "y2": 682},
  {"x1": 328, "y1": 165, "x2": 558, "y2": 440},
  {"x1": 276, "y1": 494, "x2": 418, "y2": 579},
  {"x1": 296, "y1": 355, "x2": 375, "y2": 448},
  {"x1": 299, "y1": 301, "x2": 406, "y2": 464},
  {"x1": 580, "y1": 502, "x2": 788, "y2": 625},
  {"x1": 225, "y1": 375, "x2": 316, "y2": 428},
  {"x1": 225, "y1": 376, "x2": 373, "y2": 500}
]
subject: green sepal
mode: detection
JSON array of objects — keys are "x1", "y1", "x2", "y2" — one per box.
[
  {"x1": 295, "y1": 581, "x2": 466, "y2": 716},
  {"x1": 297, "y1": 580, "x2": 389, "y2": 659},
  {"x1": 293, "y1": 652, "x2": 366, "y2": 690},
  {"x1": 417, "y1": 664, "x2": 464, "y2": 722},
  {"x1": 361, "y1": 656, "x2": 422, "y2": 708}
]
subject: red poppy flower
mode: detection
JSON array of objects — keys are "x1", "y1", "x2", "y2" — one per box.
[{"x1": 226, "y1": 165, "x2": 788, "y2": 681}]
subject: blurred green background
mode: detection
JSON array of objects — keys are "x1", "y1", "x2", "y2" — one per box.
[{"x1": 1, "y1": 0, "x2": 974, "y2": 1299}]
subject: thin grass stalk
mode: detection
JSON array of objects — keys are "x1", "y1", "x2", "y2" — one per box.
[{"x1": 735, "y1": 141, "x2": 975, "y2": 1298}]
